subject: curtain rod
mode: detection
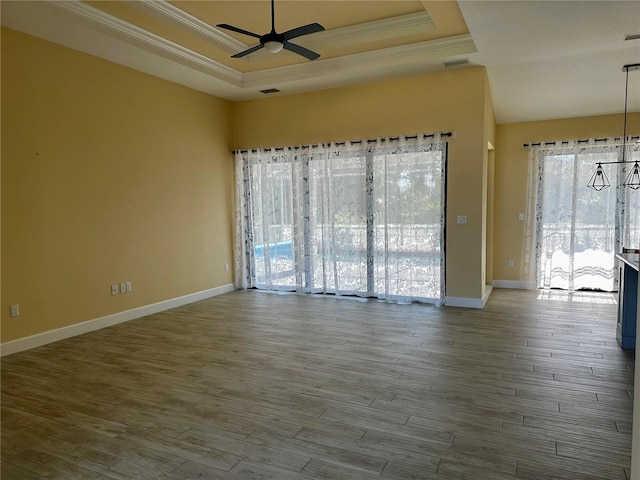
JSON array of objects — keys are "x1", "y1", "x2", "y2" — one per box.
[
  {"x1": 523, "y1": 136, "x2": 640, "y2": 148},
  {"x1": 233, "y1": 132, "x2": 452, "y2": 154}
]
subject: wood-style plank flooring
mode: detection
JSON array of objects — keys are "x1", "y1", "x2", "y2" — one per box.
[{"x1": 1, "y1": 288, "x2": 635, "y2": 479}]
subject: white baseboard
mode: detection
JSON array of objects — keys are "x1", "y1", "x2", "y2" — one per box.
[
  {"x1": 0, "y1": 284, "x2": 236, "y2": 357},
  {"x1": 444, "y1": 284, "x2": 494, "y2": 309},
  {"x1": 483, "y1": 284, "x2": 493, "y2": 307},
  {"x1": 492, "y1": 280, "x2": 536, "y2": 290},
  {"x1": 444, "y1": 296, "x2": 484, "y2": 309}
]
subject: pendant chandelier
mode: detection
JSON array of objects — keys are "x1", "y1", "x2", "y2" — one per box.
[{"x1": 587, "y1": 63, "x2": 640, "y2": 191}]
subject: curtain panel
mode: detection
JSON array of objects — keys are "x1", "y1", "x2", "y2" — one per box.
[
  {"x1": 522, "y1": 138, "x2": 640, "y2": 291},
  {"x1": 234, "y1": 134, "x2": 447, "y2": 304}
]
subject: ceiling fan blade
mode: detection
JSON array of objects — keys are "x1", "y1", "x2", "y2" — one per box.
[
  {"x1": 216, "y1": 23, "x2": 261, "y2": 39},
  {"x1": 231, "y1": 44, "x2": 265, "y2": 58},
  {"x1": 283, "y1": 42, "x2": 320, "y2": 61},
  {"x1": 282, "y1": 23, "x2": 325, "y2": 41}
]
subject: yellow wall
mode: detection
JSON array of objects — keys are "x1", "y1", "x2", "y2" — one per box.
[
  {"x1": 482, "y1": 70, "x2": 496, "y2": 294},
  {"x1": 494, "y1": 112, "x2": 640, "y2": 282},
  {"x1": 1, "y1": 28, "x2": 235, "y2": 342},
  {"x1": 6, "y1": 23, "x2": 636, "y2": 343},
  {"x1": 232, "y1": 67, "x2": 492, "y2": 300}
]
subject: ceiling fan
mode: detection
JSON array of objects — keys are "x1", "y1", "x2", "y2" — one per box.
[{"x1": 217, "y1": 0, "x2": 325, "y2": 60}]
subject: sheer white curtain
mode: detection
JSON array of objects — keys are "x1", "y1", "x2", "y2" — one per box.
[
  {"x1": 234, "y1": 134, "x2": 446, "y2": 304},
  {"x1": 522, "y1": 138, "x2": 640, "y2": 291}
]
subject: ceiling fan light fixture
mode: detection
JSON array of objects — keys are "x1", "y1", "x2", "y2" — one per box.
[{"x1": 264, "y1": 40, "x2": 284, "y2": 53}]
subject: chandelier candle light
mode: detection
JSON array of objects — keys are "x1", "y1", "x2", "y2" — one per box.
[{"x1": 587, "y1": 63, "x2": 640, "y2": 191}]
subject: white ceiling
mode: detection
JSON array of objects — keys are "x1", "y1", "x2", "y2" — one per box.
[
  {"x1": 457, "y1": 0, "x2": 640, "y2": 123},
  {"x1": 2, "y1": 0, "x2": 639, "y2": 124}
]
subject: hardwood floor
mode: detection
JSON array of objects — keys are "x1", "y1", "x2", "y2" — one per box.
[{"x1": 1, "y1": 288, "x2": 634, "y2": 479}]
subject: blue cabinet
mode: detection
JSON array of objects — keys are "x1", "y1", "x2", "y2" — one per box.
[{"x1": 616, "y1": 254, "x2": 638, "y2": 350}]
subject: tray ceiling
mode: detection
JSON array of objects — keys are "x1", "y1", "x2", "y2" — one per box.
[
  {"x1": 1, "y1": 1, "x2": 474, "y2": 101},
  {"x1": 2, "y1": 1, "x2": 639, "y2": 123}
]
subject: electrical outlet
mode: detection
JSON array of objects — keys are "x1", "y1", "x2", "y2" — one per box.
[
  {"x1": 457, "y1": 215, "x2": 467, "y2": 224},
  {"x1": 519, "y1": 212, "x2": 525, "y2": 221},
  {"x1": 10, "y1": 304, "x2": 19, "y2": 317},
  {"x1": 126, "y1": 282, "x2": 132, "y2": 292},
  {"x1": 111, "y1": 285, "x2": 118, "y2": 296},
  {"x1": 225, "y1": 263, "x2": 230, "y2": 272},
  {"x1": 508, "y1": 259, "x2": 515, "y2": 268},
  {"x1": 120, "y1": 283, "x2": 127, "y2": 294}
]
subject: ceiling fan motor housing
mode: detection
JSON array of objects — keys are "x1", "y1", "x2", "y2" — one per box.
[{"x1": 261, "y1": 32, "x2": 285, "y2": 46}]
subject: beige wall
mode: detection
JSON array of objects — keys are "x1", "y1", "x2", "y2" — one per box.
[
  {"x1": 232, "y1": 67, "x2": 493, "y2": 300},
  {"x1": 482, "y1": 70, "x2": 496, "y2": 294},
  {"x1": 494, "y1": 113, "x2": 640, "y2": 282},
  {"x1": 2, "y1": 31, "x2": 494, "y2": 345},
  {"x1": 11, "y1": 22, "x2": 637, "y2": 341},
  {"x1": 1, "y1": 28, "x2": 235, "y2": 343}
]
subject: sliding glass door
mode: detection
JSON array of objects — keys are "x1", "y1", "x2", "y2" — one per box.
[
  {"x1": 529, "y1": 141, "x2": 640, "y2": 291},
  {"x1": 235, "y1": 135, "x2": 447, "y2": 304},
  {"x1": 307, "y1": 148, "x2": 369, "y2": 294},
  {"x1": 246, "y1": 158, "x2": 297, "y2": 288},
  {"x1": 372, "y1": 148, "x2": 444, "y2": 300}
]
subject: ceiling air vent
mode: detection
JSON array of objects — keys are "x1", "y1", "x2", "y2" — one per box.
[
  {"x1": 625, "y1": 33, "x2": 640, "y2": 41},
  {"x1": 260, "y1": 88, "x2": 280, "y2": 94},
  {"x1": 443, "y1": 59, "x2": 469, "y2": 68}
]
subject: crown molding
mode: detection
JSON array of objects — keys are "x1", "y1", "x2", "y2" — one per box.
[
  {"x1": 120, "y1": 1, "x2": 435, "y2": 64},
  {"x1": 243, "y1": 34, "x2": 476, "y2": 88},
  {"x1": 49, "y1": 0, "x2": 242, "y2": 85},
  {"x1": 245, "y1": 11, "x2": 436, "y2": 62},
  {"x1": 2, "y1": 0, "x2": 476, "y2": 100},
  {"x1": 124, "y1": 0, "x2": 247, "y2": 54},
  {"x1": 299, "y1": 11, "x2": 435, "y2": 49}
]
